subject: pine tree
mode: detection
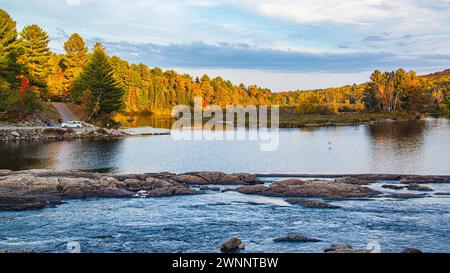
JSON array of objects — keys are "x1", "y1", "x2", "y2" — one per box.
[
  {"x1": 0, "y1": 9, "x2": 20, "y2": 58},
  {"x1": 18, "y1": 24, "x2": 51, "y2": 80},
  {"x1": 72, "y1": 43, "x2": 124, "y2": 118},
  {"x1": 63, "y1": 33, "x2": 87, "y2": 97}
]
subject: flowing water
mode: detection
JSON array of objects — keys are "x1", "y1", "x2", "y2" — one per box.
[{"x1": 0, "y1": 118, "x2": 449, "y2": 253}]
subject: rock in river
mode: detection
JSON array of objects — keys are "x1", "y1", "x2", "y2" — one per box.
[
  {"x1": 324, "y1": 244, "x2": 370, "y2": 253},
  {"x1": 382, "y1": 184, "x2": 405, "y2": 190},
  {"x1": 406, "y1": 183, "x2": 433, "y2": 192},
  {"x1": 173, "y1": 172, "x2": 262, "y2": 185},
  {"x1": 401, "y1": 248, "x2": 423, "y2": 253},
  {"x1": 286, "y1": 198, "x2": 341, "y2": 209},
  {"x1": 235, "y1": 179, "x2": 380, "y2": 199},
  {"x1": 273, "y1": 234, "x2": 322, "y2": 243},
  {"x1": 387, "y1": 193, "x2": 429, "y2": 199},
  {"x1": 220, "y1": 237, "x2": 245, "y2": 253}
]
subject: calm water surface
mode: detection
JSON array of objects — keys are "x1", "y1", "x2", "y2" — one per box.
[{"x1": 0, "y1": 118, "x2": 449, "y2": 174}]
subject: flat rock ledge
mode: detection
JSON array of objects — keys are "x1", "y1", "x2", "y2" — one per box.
[
  {"x1": 0, "y1": 127, "x2": 126, "y2": 142},
  {"x1": 0, "y1": 170, "x2": 262, "y2": 211},
  {"x1": 234, "y1": 179, "x2": 381, "y2": 200}
]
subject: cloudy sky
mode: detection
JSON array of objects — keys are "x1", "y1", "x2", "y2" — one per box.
[{"x1": 2, "y1": 0, "x2": 450, "y2": 91}]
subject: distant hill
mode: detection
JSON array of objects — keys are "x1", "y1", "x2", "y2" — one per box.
[{"x1": 421, "y1": 69, "x2": 450, "y2": 78}]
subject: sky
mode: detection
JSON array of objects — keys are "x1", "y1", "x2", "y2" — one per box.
[{"x1": 2, "y1": 0, "x2": 450, "y2": 91}]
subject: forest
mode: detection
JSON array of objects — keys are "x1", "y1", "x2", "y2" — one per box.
[{"x1": 1, "y1": 8, "x2": 449, "y2": 122}]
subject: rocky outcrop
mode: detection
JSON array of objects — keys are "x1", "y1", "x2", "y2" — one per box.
[
  {"x1": 173, "y1": 172, "x2": 262, "y2": 185},
  {"x1": 324, "y1": 244, "x2": 370, "y2": 253},
  {"x1": 0, "y1": 170, "x2": 198, "y2": 211},
  {"x1": 220, "y1": 237, "x2": 245, "y2": 253},
  {"x1": 235, "y1": 179, "x2": 380, "y2": 199},
  {"x1": 406, "y1": 183, "x2": 433, "y2": 192},
  {"x1": 0, "y1": 127, "x2": 126, "y2": 142},
  {"x1": 286, "y1": 198, "x2": 341, "y2": 209},
  {"x1": 273, "y1": 234, "x2": 321, "y2": 243}
]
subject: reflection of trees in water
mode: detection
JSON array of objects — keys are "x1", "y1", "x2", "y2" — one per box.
[
  {"x1": 366, "y1": 120, "x2": 427, "y2": 156},
  {"x1": 0, "y1": 142, "x2": 57, "y2": 170},
  {"x1": 0, "y1": 139, "x2": 123, "y2": 171},
  {"x1": 115, "y1": 114, "x2": 174, "y2": 129}
]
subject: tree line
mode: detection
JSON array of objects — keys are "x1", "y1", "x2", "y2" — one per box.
[{"x1": 1, "y1": 8, "x2": 449, "y2": 121}]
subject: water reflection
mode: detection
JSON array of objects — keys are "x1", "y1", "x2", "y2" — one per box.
[
  {"x1": 114, "y1": 114, "x2": 174, "y2": 129},
  {"x1": 0, "y1": 139, "x2": 123, "y2": 171},
  {"x1": 0, "y1": 118, "x2": 449, "y2": 174}
]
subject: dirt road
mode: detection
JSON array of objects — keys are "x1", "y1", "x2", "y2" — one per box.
[{"x1": 50, "y1": 102, "x2": 78, "y2": 122}]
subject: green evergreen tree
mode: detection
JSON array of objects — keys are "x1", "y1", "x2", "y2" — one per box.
[
  {"x1": 72, "y1": 43, "x2": 124, "y2": 118},
  {"x1": 18, "y1": 24, "x2": 51, "y2": 79},
  {"x1": 63, "y1": 33, "x2": 87, "y2": 97},
  {"x1": 0, "y1": 9, "x2": 20, "y2": 58}
]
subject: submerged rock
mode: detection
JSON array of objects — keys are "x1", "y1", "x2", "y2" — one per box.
[
  {"x1": 273, "y1": 234, "x2": 321, "y2": 243},
  {"x1": 199, "y1": 186, "x2": 221, "y2": 191},
  {"x1": 401, "y1": 248, "x2": 423, "y2": 253},
  {"x1": 235, "y1": 179, "x2": 380, "y2": 199},
  {"x1": 434, "y1": 192, "x2": 450, "y2": 196},
  {"x1": 286, "y1": 198, "x2": 341, "y2": 209},
  {"x1": 406, "y1": 183, "x2": 433, "y2": 192},
  {"x1": 324, "y1": 244, "x2": 370, "y2": 253},
  {"x1": 220, "y1": 237, "x2": 245, "y2": 253},
  {"x1": 387, "y1": 193, "x2": 429, "y2": 199},
  {"x1": 382, "y1": 184, "x2": 405, "y2": 190}
]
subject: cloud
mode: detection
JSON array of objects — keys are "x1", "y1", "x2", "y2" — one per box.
[
  {"x1": 89, "y1": 39, "x2": 450, "y2": 73},
  {"x1": 66, "y1": 0, "x2": 81, "y2": 6},
  {"x1": 224, "y1": 0, "x2": 449, "y2": 28},
  {"x1": 363, "y1": 35, "x2": 388, "y2": 42}
]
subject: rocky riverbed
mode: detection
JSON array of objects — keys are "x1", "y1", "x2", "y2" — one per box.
[
  {"x1": 0, "y1": 170, "x2": 261, "y2": 211},
  {"x1": 1, "y1": 170, "x2": 448, "y2": 211}
]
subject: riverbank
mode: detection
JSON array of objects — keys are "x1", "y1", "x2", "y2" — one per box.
[
  {"x1": 278, "y1": 111, "x2": 422, "y2": 128},
  {"x1": 0, "y1": 126, "x2": 127, "y2": 142},
  {"x1": 1, "y1": 169, "x2": 448, "y2": 211}
]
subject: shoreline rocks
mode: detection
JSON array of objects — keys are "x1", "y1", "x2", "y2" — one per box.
[{"x1": 0, "y1": 127, "x2": 126, "y2": 142}]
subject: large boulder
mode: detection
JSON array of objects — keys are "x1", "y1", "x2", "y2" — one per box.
[{"x1": 220, "y1": 237, "x2": 245, "y2": 253}]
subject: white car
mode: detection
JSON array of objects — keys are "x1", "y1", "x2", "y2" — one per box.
[{"x1": 61, "y1": 121, "x2": 82, "y2": 128}]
